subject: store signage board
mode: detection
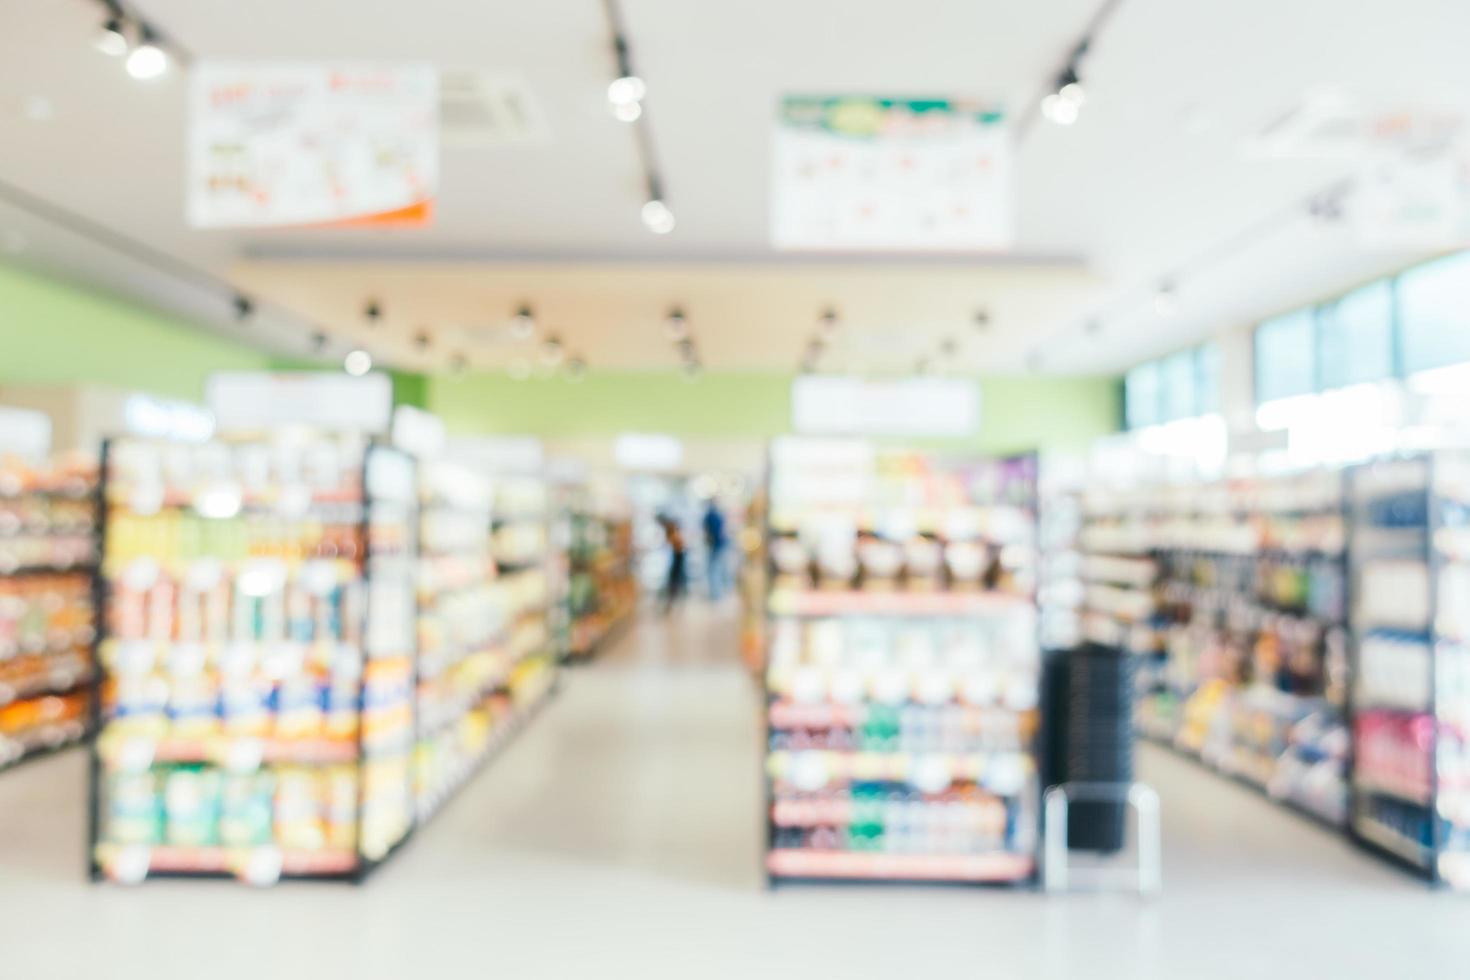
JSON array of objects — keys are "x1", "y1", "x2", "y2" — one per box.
[
  {"x1": 771, "y1": 96, "x2": 1013, "y2": 251},
  {"x1": 614, "y1": 433, "x2": 684, "y2": 472},
  {"x1": 791, "y1": 376, "x2": 980, "y2": 438},
  {"x1": 447, "y1": 436, "x2": 545, "y2": 475},
  {"x1": 0, "y1": 406, "x2": 51, "y2": 458},
  {"x1": 123, "y1": 394, "x2": 215, "y2": 443},
  {"x1": 187, "y1": 62, "x2": 438, "y2": 229},
  {"x1": 206, "y1": 371, "x2": 393, "y2": 434}
]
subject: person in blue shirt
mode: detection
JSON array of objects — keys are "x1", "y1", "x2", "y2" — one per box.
[{"x1": 702, "y1": 500, "x2": 729, "y2": 600}]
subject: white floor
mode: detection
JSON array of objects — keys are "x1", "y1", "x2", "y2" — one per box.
[{"x1": 2, "y1": 602, "x2": 1468, "y2": 979}]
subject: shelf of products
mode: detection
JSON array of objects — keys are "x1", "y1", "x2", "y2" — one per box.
[
  {"x1": 762, "y1": 440, "x2": 1040, "y2": 885},
  {"x1": 0, "y1": 455, "x2": 98, "y2": 770},
  {"x1": 414, "y1": 459, "x2": 527, "y2": 820},
  {"x1": 89, "y1": 435, "x2": 419, "y2": 885},
  {"x1": 1347, "y1": 454, "x2": 1470, "y2": 887},
  {"x1": 1083, "y1": 472, "x2": 1351, "y2": 827},
  {"x1": 565, "y1": 510, "x2": 636, "y2": 660}
]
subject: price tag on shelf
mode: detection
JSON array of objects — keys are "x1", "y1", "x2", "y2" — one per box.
[
  {"x1": 108, "y1": 845, "x2": 153, "y2": 886},
  {"x1": 240, "y1": 845, "x2": 284, "y2": 887}
]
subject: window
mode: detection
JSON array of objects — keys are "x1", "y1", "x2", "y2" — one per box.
[
  {"x1": 1399, "y1": 251, "x2": 1470, "y2": 375},
  {"x1": 1125, "y1": 361, "x2": 1160, "y2": 430},
  {"x1": 1317, "y1": 279, "x2": 1395, "y2": 389},
  {"x1": 1124, "y1": 343, "x2": 1220, "y2": 430},
  {"x1": 1255, "y1": 309, "x2": 1317, "y2": 404}
]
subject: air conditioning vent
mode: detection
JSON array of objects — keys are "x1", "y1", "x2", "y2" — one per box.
[{"x1": 439, "y1": 70, "x2": 548, "y2": 146}]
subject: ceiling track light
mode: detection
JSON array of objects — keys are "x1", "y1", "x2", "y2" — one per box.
[
  {"x1": 310, "y1": 331, "x2": 329, "y2": 354},
  {"x1": 232, "y1": 294, "x2": 253, "y2": 321},
  {"x1": 540, "y1": 334, "x2": 565, "y2": 367},
  {"x1": 642, "y1": 175, "x2": 675, "y2": 234},
  {"x1": 511, "y1": 304, "x2": 535, "y2": 340},
  {"x1": 94, "y1": 14, "x2": 129, "y2": 57},
  {"x1": 125, "y1": 24, "x2": 169, "y2": 80},
  {"x1": 363, "y1": 299, "x2": 382, "y2": 325},
  {"x1": 343, "y1": 349, "x2": 373, "y2": 377},
  {"x1": 565, "y1": 355, "x2": 588, "y2": 381},
  {"x1": 1039, "y1": 36, "x2": 1090, "y2": 127},
  {"x1": 1153, "y1": 281, "x2": 1179, "y2": 317},
  {"x1": 974, "y1": 308, "x2": 991, "y2": 330},
  {"x1": 665, "y1": 306, "x2": 688, "y2": 340},
  {"x1": 449, "y1": 352, "x2": 468, "y2": 374},
  {"x1": 819, "y1": 307, "x2": 839, "y2": 336},
  {"x1": 413, "y1": 329, "x2": 432, "y2": 351}
]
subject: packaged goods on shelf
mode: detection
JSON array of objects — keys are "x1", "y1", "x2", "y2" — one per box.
[
  {"x1": 1345, "y1": 453, "x2": 1470, "y2": 887},
  {"x1": 762, "y1": 441, "x2": 1040, "y2": 885},
  {"x1": 90, "y1": 435, "x2": 418, "y2": 885},
  {"x1": 1082, "y1": 470, "x2": 1350, "y2": 828},
  {"x1": 0, "y1": 454, "x2": 98, "y2": 770},
  {"x1": 564, "y1": 508, "x2": 636, "y2": 660}
]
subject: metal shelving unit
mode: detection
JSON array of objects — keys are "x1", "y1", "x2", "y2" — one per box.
[{"x1": 760, "y1": 441, "x2": 1042, "y2": 886}]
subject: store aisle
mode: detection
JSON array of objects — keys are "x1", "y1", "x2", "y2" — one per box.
[{"x1": 4, "y1": 604, "x2": 1470, "y2": 979}]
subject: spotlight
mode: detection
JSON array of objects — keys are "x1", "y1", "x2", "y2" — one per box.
[
  {"x1": 310, "y1": 331, "x2": 329, "y2": 353},
  {"x1": 676, "y1": 337, "x2": 695, "y2": 358},
  {"x1": 1041, "y1": 93, "x2": 1079, "y2": 126},
  {"x1": 94, "y1": 18, "x2": 129, "y2": 57},
  {"x1": 343, "y1": 349, "x2": 372, "y2": 377},
  {"x1": 364, "y1": 300, "x2": 382, "y2": 324},
  {"x1": 681, "y1": 359, "x2": 702, "y2": 381},
  {"x1": 665, "y1": 307, "x2": 688, "y2": 340},
  {"x1": 511, "y1": 305, "x2": 535, "y2": 340},
  {"x1": 819, "y1": 307, "x2": 839, "y2": 336},
  {"x1": 413, "y1": 329, "x2": 432, "y2": 351},
  {"x1": 507, "y1": 357, "x2": 532, "y2": 381},
  {"x1": 232, "y1": 295, "x2": 254, "y2": 320},
  {"x1": 1056, "y1": 65, "x2": 1086, "y2": 107},
  {"x1": 540, "y1": 334, "x2": 564, "y2": 367},
  {"x1": 974, "y1": 309, "x2": 991, "y2": 330},
  {"x1": 449, "y1": 352, "x2": 468, "y2": 374},
  {"x1": 641, "y1": 198, "x2": 675, "y2": 235},
  {"x1": 1153, "y1": 282, "x2": 1178, "y2": 317},
  {"x1": 608, "y1": 75, "x2": 647, "y2": 110},
  {"x1": 125, "y1": 26, "x2": 168, "y2": 81},
  {"x1": 612, "y1": 100, "x2": 643, "y2": 123},
  {"x1": 565, "y1": 356, "x2": 588, "y2": 382}
]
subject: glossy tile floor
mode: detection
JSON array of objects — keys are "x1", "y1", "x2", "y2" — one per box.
[{"x1": 3, "y1": 602, "x2": 1469, "y2": 978}]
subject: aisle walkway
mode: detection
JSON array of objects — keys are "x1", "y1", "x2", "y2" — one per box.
[{"x1": 3, "y1": 603, "x2": 1470, "y2": 978}]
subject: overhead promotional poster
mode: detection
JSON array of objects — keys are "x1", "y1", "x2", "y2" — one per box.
[
  {"x1": 187, "y1": 62, "x2": 438, "y2": 229},
  {"x1": 771, "y1": 96, "x2": 1013, "y2": 251}
]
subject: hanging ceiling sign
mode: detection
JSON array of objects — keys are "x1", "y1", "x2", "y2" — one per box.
[
  {"x1": 188, "y1": 62, "x2": 438, "y2": 229},
  {"x1": 771, "y1": 96, "x2": 1013, "y2": 252},
  {"x1": 206, "y1": 371, "x2": 393, "y2": 434},
  {"x1": 791, "y1": 376, "x2": 981, "y2": 438}
]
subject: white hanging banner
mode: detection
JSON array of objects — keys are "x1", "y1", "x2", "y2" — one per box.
[
  {"x1": 206, "y1": 372, "x2": 393, "y2": 434},
  {"x1": 187, "y1": 62, "x2": 438, "y2": 229},
  {"x1": 772, "y1": 97, "x2": 1013, "y2": 251},
  {"x1": 791, "y1": 376, "x2": 980, "y2": 437},
  {"x1": 0, "y1": 406, "x2": 52, "y2": 458}
]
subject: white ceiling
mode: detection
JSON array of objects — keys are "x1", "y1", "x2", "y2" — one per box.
[{"x1": 0, "y1": 0, "x2": 1463, "y2": 374}]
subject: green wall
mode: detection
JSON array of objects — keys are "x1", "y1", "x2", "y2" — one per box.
[
  {"x1": 428, "y1": 371, "x2": 1120, "y2": 453},
  {"x1": 0, "y1": 262, "x2": 271, "y2": 400}
]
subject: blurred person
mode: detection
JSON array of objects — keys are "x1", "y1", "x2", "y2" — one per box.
[
  {"x1": 660, "y1": 514, "x2": 687, "y2": 613},
  {"x1": 702, "y1": 498, "x2": 730, "y2": 600}
]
